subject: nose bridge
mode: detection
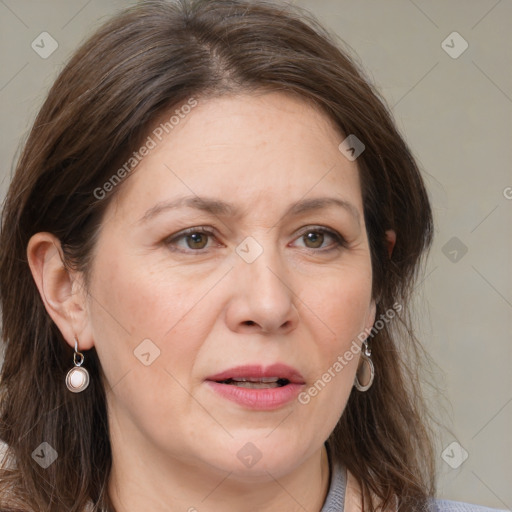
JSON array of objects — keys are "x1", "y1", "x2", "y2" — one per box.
[
  {"x1": 237, "y1": 233, "x2": 288, "y2": 293},
  {"x1": 232, "y1": 232, "x2": 298, "y2": 332}
]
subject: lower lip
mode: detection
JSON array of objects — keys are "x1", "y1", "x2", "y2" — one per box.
[{"x1": 206, "y1": 381, "x2": 304, "y2": 410}]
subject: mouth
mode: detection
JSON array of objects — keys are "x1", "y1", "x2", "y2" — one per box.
[
  {"x1": 205, "y1": 364, "x2": 305, "y2": 410},
  {"x1": 215, "y1": 377, "x2": 291, "y2": 389},
  {"x1": 206, "y1": 363, "x2": 305, "y2": 387}
]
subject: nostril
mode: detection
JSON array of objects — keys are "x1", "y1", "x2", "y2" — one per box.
[{"x1": 244, "y1": 320, "x2": 256, "y2": 326}]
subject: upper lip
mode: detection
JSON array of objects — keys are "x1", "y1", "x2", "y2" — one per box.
[{"x1": 206, "y1": 364, "x2": 305, "y2": 384}]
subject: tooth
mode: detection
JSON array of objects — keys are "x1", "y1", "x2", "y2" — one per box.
[
  {"x1": 232, "y1": 381, "x2": 281, "y2": 389},
  {"x1": 231, "y1": 377, "x2": 280, "y2": 383}
]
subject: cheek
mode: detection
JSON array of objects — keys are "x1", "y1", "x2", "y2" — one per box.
[
  {"x1": 312, "y1": 264, "x2": 373, "y2": 344},
  {"x1": 297, "y1": 265, "x2": 372, "y2": 413},
  {"x1": 87, "y1": 255, "x2": 220, "y2": 440},
  {"x1": 87, "y1": 244, "x2": 232, "y2": 394}
]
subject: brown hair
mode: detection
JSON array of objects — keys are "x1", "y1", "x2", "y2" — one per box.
[{"x1": 0, "y1": 1, "x2": 435, "y2": 510}]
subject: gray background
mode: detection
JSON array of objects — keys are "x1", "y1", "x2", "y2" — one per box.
[{"x1": 0, "y1": 0, "x2": 510, "y2": 509}]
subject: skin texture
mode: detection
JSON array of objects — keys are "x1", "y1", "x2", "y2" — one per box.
[{"x1": 27, "y1": 92, "x2": 394, "y2": 511}]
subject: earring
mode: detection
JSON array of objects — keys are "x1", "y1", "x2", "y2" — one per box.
[
  {"x1": 65, "y1": 336, "x2": 90, "y2": 393},
  {"x1": 354, "y1": 339, "x2": 374, "y2": 392}
]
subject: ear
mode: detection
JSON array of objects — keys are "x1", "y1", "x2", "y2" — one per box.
[
  {"x1": 385, "y1": 229, "x2": 396, "y2": 258},
  {"x1": 26, "y1": 232, "x2": 94, "y2": 350}
]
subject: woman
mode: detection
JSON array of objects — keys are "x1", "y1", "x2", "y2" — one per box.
[{"x1": 0, "y1": 1, "x2": 506, "y2": 511}]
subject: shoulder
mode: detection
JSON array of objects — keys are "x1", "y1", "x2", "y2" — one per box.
[{"x1": 431, "y1": 499, "x2": 509, "y2": 512}]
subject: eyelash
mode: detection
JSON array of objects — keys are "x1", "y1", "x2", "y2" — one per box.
[{"x1": 164, "y1": 226, "x2": 347, "y2": 254}]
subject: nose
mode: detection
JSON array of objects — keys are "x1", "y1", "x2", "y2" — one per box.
[{"x1": 224, "y1": 243, "x2": 300, "y2": 336}]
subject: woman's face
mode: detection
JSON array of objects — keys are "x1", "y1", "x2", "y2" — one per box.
[{"x1": 85, "y1": 91, "x2": 375, "y2": 480}]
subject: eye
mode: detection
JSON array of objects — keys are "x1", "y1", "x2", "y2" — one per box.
[
  {"x1": 183, "y1": 232, "x2": 210, "y2": 250},
  {"x1": 292, "y1": 227, "x2": 347, "y2": 251},
  {"x1": 302, "y1": 231, "x2": 325, "y2": 249},
  {"x1": 164, "y1": 227, "x2": 218, "y2": 252}
]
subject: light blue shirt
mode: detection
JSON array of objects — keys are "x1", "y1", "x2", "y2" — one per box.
[{"x1": 321, "y1": 443, "x2": 508, "y2": 512}]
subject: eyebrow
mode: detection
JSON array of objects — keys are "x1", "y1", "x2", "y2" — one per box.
[{"x1": 138, "y1": 195, "x2": 361, "y2": 225}]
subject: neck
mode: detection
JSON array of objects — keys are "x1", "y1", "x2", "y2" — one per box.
[{"x1": 107, "y1": 435, "x2": 331, "y2": 512}]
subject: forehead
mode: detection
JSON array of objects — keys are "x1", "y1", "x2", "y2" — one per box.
[{"x1": 108, "y1": 91, "x2": 363, "y2": 221}]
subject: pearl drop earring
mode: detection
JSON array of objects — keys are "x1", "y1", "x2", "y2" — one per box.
[{"x1": 65, "y1": 336, "x2": 90, "y2": 393}]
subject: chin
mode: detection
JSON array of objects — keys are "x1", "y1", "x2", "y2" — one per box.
[{"x1": 209, "y1": 434, "x2": 313, "y2": 480}]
